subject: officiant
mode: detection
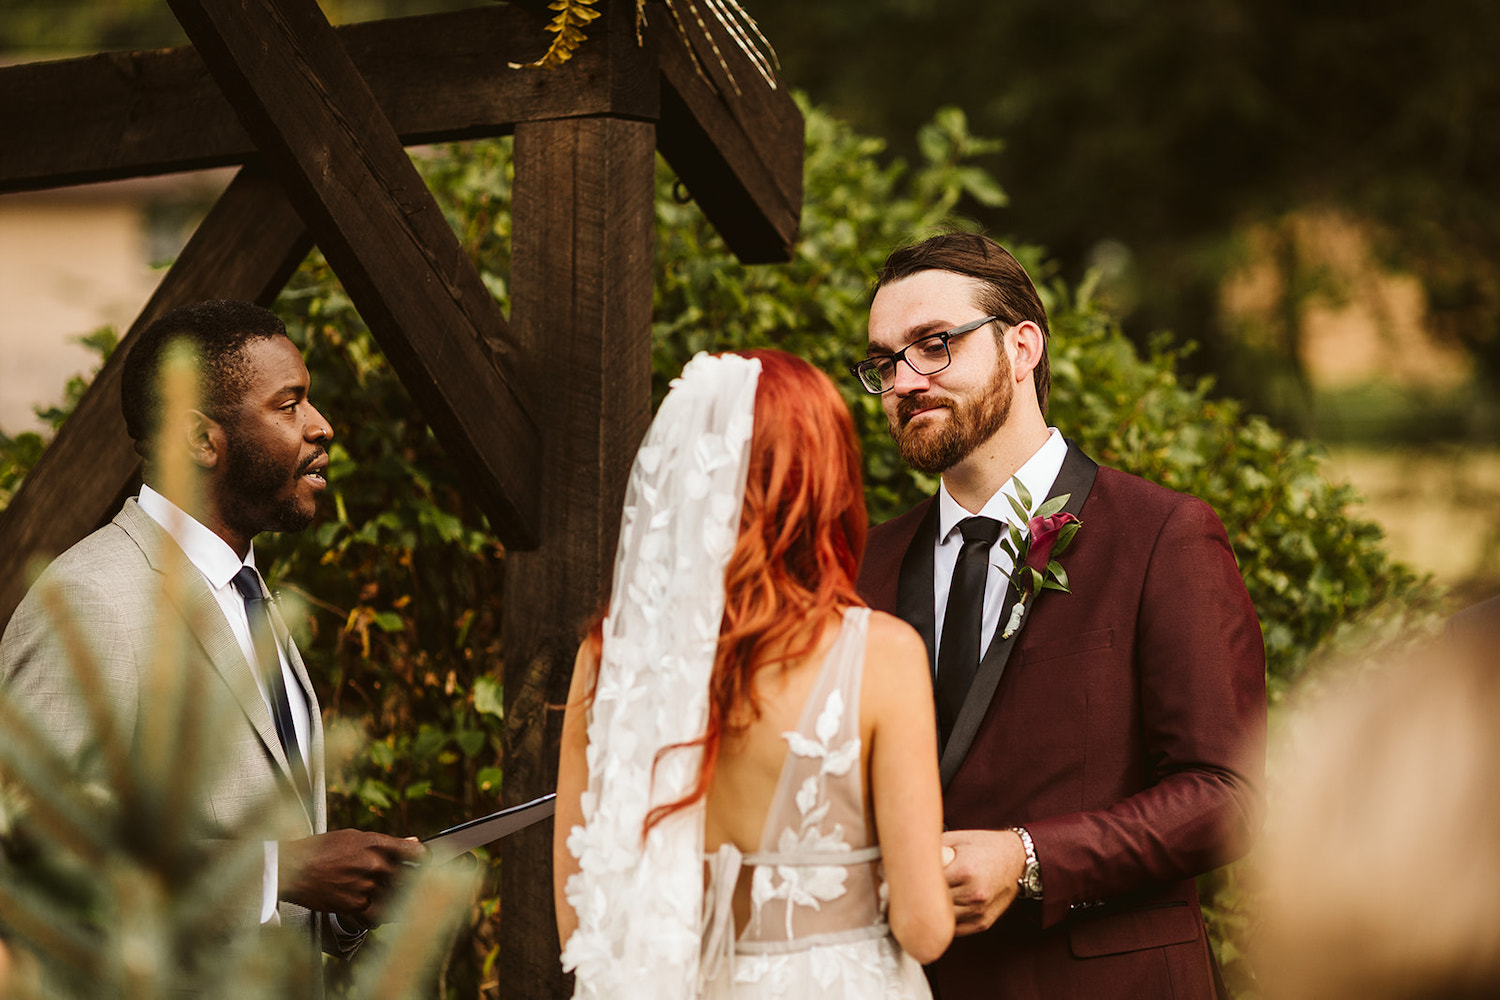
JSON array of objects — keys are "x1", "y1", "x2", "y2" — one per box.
[{"x1": 0, "y1": 300, "x2": 424, "y2": 993}]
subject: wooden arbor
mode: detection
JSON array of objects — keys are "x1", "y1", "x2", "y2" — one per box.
[{"x1": 0, "y1": 0, "x2": 801, "y2": 993}]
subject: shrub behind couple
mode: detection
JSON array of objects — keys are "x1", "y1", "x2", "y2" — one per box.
[{"x1": 553, "y1": 234, "x2": 1266, "y2": 1000}]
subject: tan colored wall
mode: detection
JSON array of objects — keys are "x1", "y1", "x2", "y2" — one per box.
[{"x1": 0, "y1": 173, "x2": 226, "y2": 433}]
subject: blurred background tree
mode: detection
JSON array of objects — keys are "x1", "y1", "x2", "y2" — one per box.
[{"x1": 750, "y1": 0, "x2": 1500, "y2": 428}]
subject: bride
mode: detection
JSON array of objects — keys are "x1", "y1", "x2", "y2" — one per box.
[{"x1": 553, "y1": 350, "x2": 952, "y2": 999}]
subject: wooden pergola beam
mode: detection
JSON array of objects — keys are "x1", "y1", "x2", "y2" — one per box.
[
  {"x1": 0, "y1": 6, "x2": 585, "y2": 195},
  {"x1": 165, "y1": 0, "x2": 544, "y2": 548},
  {"x1": 0, "y1": 3, "x2": 802, "y2": 264},
  {"x1": 649, "y1": 12, "x2": 803, "y2": 264},
  {"x1": 0, "y1": 167, "x2": 311, "y2": 628}
]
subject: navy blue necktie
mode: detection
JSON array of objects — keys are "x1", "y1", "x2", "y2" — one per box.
[
  {"x1": 231, "y1": 566, "x2": 312, "y2": 805},
  {"x1": 935, "y1": 516, "x2": 1003, "y2": 748}
]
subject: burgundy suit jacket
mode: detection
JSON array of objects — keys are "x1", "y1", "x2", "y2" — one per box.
[{"x1": 858, "y1": 443, "x2": 1266, "y2": 1000}]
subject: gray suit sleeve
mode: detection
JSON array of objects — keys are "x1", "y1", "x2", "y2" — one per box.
[{"x1": 0, "y1": 564, "x2": 145, "y2": 766}]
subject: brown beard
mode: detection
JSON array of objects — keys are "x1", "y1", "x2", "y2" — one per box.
[{"x1": 890, "y1": 352, "x2": 1014, "y2": 474}]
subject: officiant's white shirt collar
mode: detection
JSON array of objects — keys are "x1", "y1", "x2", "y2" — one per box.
[{"x1": 137, "y1": 482, "x2": 258, "y2": 587}]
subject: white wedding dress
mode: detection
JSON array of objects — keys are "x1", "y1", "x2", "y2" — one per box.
[
  {"x1": 561, "y1": 354, "x2": 930, "y2": 1000},
  {"x1": 698, "y1": 607, "x2": 932, "y2": 1000}
]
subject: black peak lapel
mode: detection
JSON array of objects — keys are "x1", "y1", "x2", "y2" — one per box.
[
  {"x1": 938, "y1": 442, "x2": 1099, "y2": 787},
  {"x1": 896, "y1": 499, "x2": 940, "y2": 671}
]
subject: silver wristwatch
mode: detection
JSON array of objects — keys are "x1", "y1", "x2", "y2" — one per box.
[{"x1": 1010, "y1": 826, "x2": 1043, "y2": 899}]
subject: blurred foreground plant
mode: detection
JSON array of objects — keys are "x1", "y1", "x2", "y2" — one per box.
[{"x1": 0, "y1": 562, "x2": 478, "y2": 998}]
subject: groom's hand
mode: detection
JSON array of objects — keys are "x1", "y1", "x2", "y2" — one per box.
[{"x1": 941, "y1": 828, "x2": 1026, "y2": 935}]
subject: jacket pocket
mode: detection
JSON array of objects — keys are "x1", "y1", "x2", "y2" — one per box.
[
  {"x1": 1020, "y1": 627, "x2": 1114, "y2": 666},
  {"x1": 1068, "y1": 900, "x2": 1200, "y2": 958}
]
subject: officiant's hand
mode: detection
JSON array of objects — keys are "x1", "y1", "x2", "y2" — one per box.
[
  {"x1": 279, "y1": 830, "x2": 428, "y2": 921},
  {"x1": 941, "y1": 828, "x2": 1026, "y2": 935}
]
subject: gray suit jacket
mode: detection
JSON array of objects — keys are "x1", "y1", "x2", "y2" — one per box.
[{"x1": 0, "y1": 498, "x2": 348, "y2": 980}]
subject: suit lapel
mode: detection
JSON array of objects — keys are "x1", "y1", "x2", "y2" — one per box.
[
  {"x1": 938, "y1": 443, "x2": 1099, "y2": 787},
  {"x1": 895, "y1": 500, "x2": 940, "y2": 670},
  {"x1": 118, "y1": 501, "x2": 308, "y2": 815}
]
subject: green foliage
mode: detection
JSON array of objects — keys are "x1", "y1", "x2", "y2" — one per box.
[
  {"x1": 1041, "y1": 283, "x2": 1444, "y2": 695},
  {"x1": 0, "y1": 328, "x2": 116, "y2": 513},
  {"x1": 750, "y1": 0, "x2": 1500, "y2": 434}
]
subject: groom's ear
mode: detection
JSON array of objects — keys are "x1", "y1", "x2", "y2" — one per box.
[{"x1": 1007, "y1": 321, "x2": 1045, "y2": 388}]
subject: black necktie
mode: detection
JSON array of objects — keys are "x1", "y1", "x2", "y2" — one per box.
[
  {"x1": 230, "y1": 566, "x2": 312, "y2": 805},
  {"x1": 935, "y1": 516, "x2": 1003, "y2": 748}
]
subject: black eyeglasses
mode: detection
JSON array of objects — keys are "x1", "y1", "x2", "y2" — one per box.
[{"x1": 850, "y1": 315, "x2": 1000, "y2": 395}]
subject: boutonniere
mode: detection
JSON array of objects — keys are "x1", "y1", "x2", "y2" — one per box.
[{"x1": 998, "y1": 476, "x2": 1082, "y2": 639}]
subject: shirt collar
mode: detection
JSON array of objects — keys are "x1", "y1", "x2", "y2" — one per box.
[
  {"x1": 137, "y1": 483, "x2": 256, "y2": 590},
  {"x1": 937, "y1": 427, "x2": 1069, "y2": 543}
]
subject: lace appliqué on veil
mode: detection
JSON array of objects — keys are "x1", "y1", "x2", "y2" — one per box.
[{"x1": 561, "y1": 353, "x2": 761, "y2": 1000}]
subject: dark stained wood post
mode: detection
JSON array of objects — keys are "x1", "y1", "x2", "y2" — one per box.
[{"x1": 499, "y1": 3, "x2": 658, "y2": 993}]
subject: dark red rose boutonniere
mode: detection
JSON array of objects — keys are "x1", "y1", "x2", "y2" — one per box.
[{"x1": 998, "y1": 476, "x2": 1082, "y2": 639}]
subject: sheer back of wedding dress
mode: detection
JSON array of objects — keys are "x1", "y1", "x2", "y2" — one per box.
[{"x1": 699, "y1": 607, "x2": 932, "y2": 999}]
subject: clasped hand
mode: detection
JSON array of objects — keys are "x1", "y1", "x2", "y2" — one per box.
[
  {"x1": 279, "y1": 829, "x2": 428, "y2": 924},
  {"x1": 941, "y1": 828, "x2": 1027, "y2": 936}
]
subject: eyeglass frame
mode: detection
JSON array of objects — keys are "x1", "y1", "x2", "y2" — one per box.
[{"x1": 849, "y1": 315, "x2": 1001, "y2": 395}]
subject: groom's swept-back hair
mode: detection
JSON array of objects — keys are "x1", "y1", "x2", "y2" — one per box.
[
  {"x1": 121, "y1": 300, "x2": 289, "y2": 456},
  {"x1": 642, "y1": 348, "x2": 869, "y2": 834},
  {"x1": 877, "y1": 231, "x2": 1053, "y2": 414}
]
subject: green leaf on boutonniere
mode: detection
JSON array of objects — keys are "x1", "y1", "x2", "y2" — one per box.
[
  {"x1": 1014, "y1": 478, "x2": 1034, "y2": 512},
  {"x1": 1035, "y1": 494, "x2": 1068, "y2": 519},
  {"x1": 1042, "y1": 561, "x2": 1070, "y2": 592},
  {"x1": 1006, "y1": 491, "x2": 1031, "y2": 525},
  {"x1": 1054, "y1": 520, "x2": 1081, "y2": 553}
]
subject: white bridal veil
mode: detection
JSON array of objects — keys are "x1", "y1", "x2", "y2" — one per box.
[{"x1": 561, "y1": 352, "x2": 762, "y2": 1000}]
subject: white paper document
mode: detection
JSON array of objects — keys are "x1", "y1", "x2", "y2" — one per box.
[{"x1": 421, "y1": 792, "x2": 557, "y2": 864}]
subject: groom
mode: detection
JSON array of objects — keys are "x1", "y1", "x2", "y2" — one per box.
[{"x1": 854, "y1": 233, "x2": 1266, "y2": 998}]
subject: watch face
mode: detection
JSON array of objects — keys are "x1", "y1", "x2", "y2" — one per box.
[{"x1": 1022, "y1": 865, "x2": 1043, "y2": 897}]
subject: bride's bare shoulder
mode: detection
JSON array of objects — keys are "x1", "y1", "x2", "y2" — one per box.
[{"x1": 862, "y1": 610, "x2": 930, "y2": 682}]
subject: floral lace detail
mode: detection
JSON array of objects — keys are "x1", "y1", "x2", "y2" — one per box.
[
  {"x1": 711, "y1": 937, "x2": 931, "y2": 1000},
  {"x1": 750, "y1": 688, "x2": 862, "y2": 939},
  {"x1": 700, "y1": 609, "x2": 931, "y2": 999}
]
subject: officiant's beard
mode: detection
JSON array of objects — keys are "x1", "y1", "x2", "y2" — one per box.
[
  {"x1": 220, "y1": 432, "x2": 324, "y2": 537},
  {"x1": 891, "y1": 353, "x2": 1014, "y2": 475}
]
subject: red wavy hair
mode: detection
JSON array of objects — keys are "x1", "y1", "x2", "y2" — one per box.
[{"x1": 585, "y1": 349, "x2": 869, "y2": 837}]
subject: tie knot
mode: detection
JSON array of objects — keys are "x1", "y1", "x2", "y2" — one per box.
[
  {"x1": 230, "y1": 566, "x2": 265, "y2": 603},
  {"x1": 957, "y1": 515, "x2": 1003, "y2": 547}
]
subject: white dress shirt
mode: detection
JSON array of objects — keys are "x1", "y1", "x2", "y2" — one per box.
[
  {"x1": 137, "y1": 484, "x2": 312, "y2": 923},
  {"x1": 932, "y1": 428, "x2": 1068, "y2": 666}
]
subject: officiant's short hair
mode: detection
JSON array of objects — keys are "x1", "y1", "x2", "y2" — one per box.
[{"x1": 121, "y1": 300, "x2": 290, "y2": 453}]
